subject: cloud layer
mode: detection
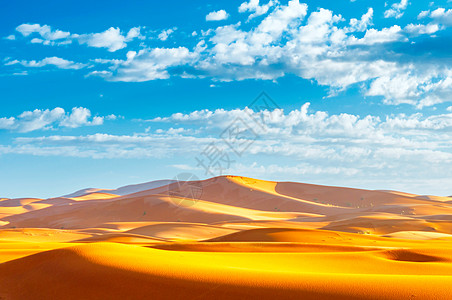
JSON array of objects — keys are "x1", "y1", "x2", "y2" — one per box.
[
  {"x1": 183, "y1": 1, "x2": 450, "y2": 108},
  {"x1": 2, "y1": 104, "x2": 450, "y2": 194},
  {"x1": 4, "y1": 1, "x2": 452, "y2": 109}
]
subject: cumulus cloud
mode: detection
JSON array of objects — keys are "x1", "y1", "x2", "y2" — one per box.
[
  {"x1": 384, "y1": 0, "x2": 409, "y2": 19},
  {"x1": 423, "y1": 8, "x2": 452, "y2": 26},
  {"x1": 158, "y1": 28, "x2": 176, "y2": 41},
  {"x1": 206, "y1": 10, "x2": 229, "y2": 21},
  {"x1": 76, "y1": 27, "x2": 142, "y2": 52},
  {"x1": 348, "y1": 8, "x2": 373, "y2": 32},
  {"x1": 238, "y1": 0, "x2": 278, "y2": 20},
  {"x1": 349, "y1": 25, "x2": 404, "y2": 44},
  {"x1": 11, "y1": 108, "x2": 66, "y2": 132},
  {"x1": 256, "y1": 0, "x2": 308, "y2": 41},
  {"x1": 0, "y1": 117, "x2": 16, "y2": 129},
  {"x1": 0, "y1": 107, "x2": 115, "y2": 132},
  {"x1": 16, "y1": 23, "x2": 71, "y2": 45},
  {"x1": 59, "y1": 107, "x2": 104, "y2": 128},
  {"x1": 418, "y1": 10, "x2": 430, "y2": 19},
  {"x1": 366, "y1": 69, "x2": 452, "y2": 108},
  {"x1": 404, "y1": 23, "x2": 439, "y2": 35},
  {"x1": 99, "y1": 47, "x2": 197, "y2": 81}
]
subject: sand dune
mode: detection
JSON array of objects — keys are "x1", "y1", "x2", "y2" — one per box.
[{"x1": 1, "y1": 175, "x2": 452, "y2": 299}]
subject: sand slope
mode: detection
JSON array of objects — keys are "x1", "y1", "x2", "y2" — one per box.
[{"x1": 1, "y1": 175, "x2": 452, "y2": 299}]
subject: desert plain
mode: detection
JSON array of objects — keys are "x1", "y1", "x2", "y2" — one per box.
[{"x1": 1, "y1": 175, "x2": 452, "y2": 299}]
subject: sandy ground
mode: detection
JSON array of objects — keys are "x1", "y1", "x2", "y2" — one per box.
[{"x1": 1, "y1": 175, "x2": 452, "y2": 299}]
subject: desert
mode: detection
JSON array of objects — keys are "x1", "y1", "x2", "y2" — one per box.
[{"x1": 1, "y1": 176, "x2": 452, "y2": 299}]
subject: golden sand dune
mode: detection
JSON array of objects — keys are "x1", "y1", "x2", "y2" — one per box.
[
  {"x1": 1, "y1": 243, "x2": 452, "y2": 299},
  {"x1": 1, "y1": 175, "x2": 452, "y2": 299}
]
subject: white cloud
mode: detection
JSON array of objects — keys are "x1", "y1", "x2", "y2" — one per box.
[
  {"x1": 415, "y1": 8, "x2": 452, "y2": 26},
  {"x1": 418, "y1": 10, "x2": 430, "y2": 19},
  {"x1": 349, "y1": 25, "x2": 404, "y2": 45},
  {"x1": 384, "y1": 0, "x2": 409, "y2": 19},
  {"x1": 14, "y1": 108, "x2": 66, "y2": 132},
  {"x1": 60, "y1": 107, "x2": 104, "y2": 128},
  {"x1": 16, "y1": 24, "x2": 48, "y2": 37},
  {"x1": 430, "y1": 8, "x2": 452, "y2": 26},
  {"x1": 76, "y1": 27, "x2": 141, "y2": 52},
  {"x1": 238, "y1": 0, "x2": 278, "y2": 20},
  {"x1": 16, "y1": 24, "x2": 71, "y2": 40},
  {"x1": 5, "y1": 56, "x2": 86, "y2": 70},
  {"x1": 101, "y1": 47, "x2": 197, "y2": 81},
  {"x1": 206, "y1": 10, "x2": 229, "y2": 21},
  {"x1": 158, "y1": 28, "x2": 176, "y2": 41},
  {"x1": 0, "y1": 107, "x2": 114, "y2": 132},
  {"x1": 5, "y1": 35, "x2": 16, "y2": 40},
  {"x1": 0, "y1": 117, "x2": 16, "y2": 129},
  {"x1": 126, "y1": 27, "x2": 142, "y2": 40},
  {"x1": 366, "y1": 69, "x2": 452, "y2": 108},
  {"x1": 404, "y1": 23, "x2": 439, "y2": 35},
  {"x1": 30, "y1": 38, "x2": 43, "y2": 44},
  {"x1": 195, "y1": 0, "x2": 308, "y2": 73},
  {"x1": 257, "y1": 0, "x2": 308, "y2": 42},
  {"x1": 14, "y1": 23, "x2": 142, "y2": 51},
  {"x1": 349, "y1": 8, "x2": 373, "y2": 32}
]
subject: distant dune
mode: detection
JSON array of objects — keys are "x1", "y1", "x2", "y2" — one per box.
[
  {"x1": 1, "y1": 175, "x2": 452, "y2": 299},
  {"x1": 62, "y1": 179, "x2": 176, "y2": 197}
]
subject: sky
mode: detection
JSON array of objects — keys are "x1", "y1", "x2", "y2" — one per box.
[{"x1": 1, "y1": 0, "x2": 452, "y2": 198}]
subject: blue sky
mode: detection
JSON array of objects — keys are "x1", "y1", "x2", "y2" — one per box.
[{"x1": 1, "y1": 0, "x2": 452, "y2": 198}]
